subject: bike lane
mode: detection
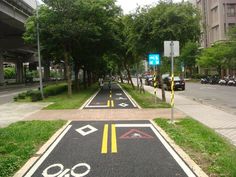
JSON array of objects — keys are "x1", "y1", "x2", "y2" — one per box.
[
  {"x1": 84, "y1": 83, "x2": 137, "y2": 109},
  {"x1": 24, "y1": 121, "x2": 196, "y2": 177}
]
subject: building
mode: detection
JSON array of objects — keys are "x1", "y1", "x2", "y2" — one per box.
[{"x1": 196, "y1": 0, "x2": 236, "y2": 48}]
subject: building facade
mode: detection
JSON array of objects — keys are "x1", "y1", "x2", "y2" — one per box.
[{"x1": 196, "y1": 0, "x2": 236, "y2": 48}]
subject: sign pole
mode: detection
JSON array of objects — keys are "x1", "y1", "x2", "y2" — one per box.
[{"x1": 170, "y1": 41, "x2": 174, "y2": 123}]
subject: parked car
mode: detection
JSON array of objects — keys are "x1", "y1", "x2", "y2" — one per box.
[
  {"x1": 163, "y1": 76, "x2": 185, "y2": 91},
  {"x1": 144, "y1": 75, "x2": 153, "y2": 86}
]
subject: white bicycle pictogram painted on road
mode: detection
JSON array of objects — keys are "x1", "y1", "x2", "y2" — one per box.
[{"x1": 42, "y1": 163, "x2": 91, "y2": 177}]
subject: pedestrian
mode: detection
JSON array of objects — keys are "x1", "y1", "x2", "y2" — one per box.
[
  {"x1": 99, "y1": 77, "x2": 104, "y2": 89},
  {"x1": 139, "y1": 76, "x2": 145, "y2": 93},
  {"x1": 153, "y1": 74, "x2": 158, "y2": 95}
]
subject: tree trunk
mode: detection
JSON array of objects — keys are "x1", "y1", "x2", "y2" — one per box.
[
  {"x1": 124, "y1": 64, "x2": 134, "y2": 89},
  {"x1": 119, "y1": 70, "x2": 123, "y2": 83},
  {"x1": 87, "y1": 70, "x2": 92, "y2": 87},
  {"x1": 44, "y1": 59, "x2": 50, "y2": 82},
  {"x1": 74, "y1": 59, "x2": 79, "y2": 91},
  {"x1": 64, "y1": 52, "x2": 72, "y2": 97},
  {"x1": 157, "y1": 67, "x2": 166, "y2": 102},
  {"x1": 83, "y1": 68, "x2": 87, "y2": 89},
  {"x1": 64, "y1": 63, "x2": 67, "y2": 80}
]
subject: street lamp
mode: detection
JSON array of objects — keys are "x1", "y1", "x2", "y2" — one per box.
[{"x1": 35, "y1": 0, "x2": 44, "y2": 99}]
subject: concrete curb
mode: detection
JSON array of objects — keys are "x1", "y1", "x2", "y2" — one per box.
[
  {"x1": 150, "y1": 120, "x2": 208, "y2": 177},
  {"x1": 14, "y1": 121, "x2": 71, "y2": 177}
]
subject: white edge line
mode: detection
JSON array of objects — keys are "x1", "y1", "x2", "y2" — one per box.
[
  {"x1": 148, "y1": 122, "x2": 196, "y2": 177},
  {"x1": 24, "y1": 125, "x2": 72, "y2": 177},
  {"x1": 115, "y1": 124, "x2": 152, "y2": 128},
  {"x1": 117, "y1": 84, "x2": 141, "y2": 109},
  {"x1": 79, "y1": 89, "x2": 100, "y2": 110},
  {"x1": 85, "y1": 105, "x2": 108, "y2": 108}
]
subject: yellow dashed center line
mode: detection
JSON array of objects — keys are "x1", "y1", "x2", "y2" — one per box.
[
  {"x1": 107, "y1": 100, "x2": 110, "y2": 107},
  {"x1": 111, "y1": 124, "x2": 117, "y2": 153},
  {"x1": 101, "y1": 124, "x2": 108, "y2": 154},
  {"x1": 111, "y1": 100, "x2": 114, "y2": 107}
]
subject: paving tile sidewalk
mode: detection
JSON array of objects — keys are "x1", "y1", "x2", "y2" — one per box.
[
  {"x1": 143, "y1": 85, "x2": 236, "y2": 146},
  {"x1": 25, "y1": 108, "x2": 185, "y2": 121}
]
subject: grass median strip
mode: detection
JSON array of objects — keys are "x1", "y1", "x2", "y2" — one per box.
[
  {"x1": 155, "y1": 118, "x2": 236, "y2": 177},
  {"x1": 120, "y1": 83, "x2": 170, "y2": 108},
  {"x1": 42, "y1": 85, "x2": 98, "y2": 109},
  {"x1": 0, "y1": 120, "x2": 66, "y2": 177}
]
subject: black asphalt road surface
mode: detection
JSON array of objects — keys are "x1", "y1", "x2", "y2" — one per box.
[
  {"x1": 84, "y1": 82, "x2": 137, "y2": 109},
  {"x1": 24, "y1": 121, "x2": 196, "y2": 177}
]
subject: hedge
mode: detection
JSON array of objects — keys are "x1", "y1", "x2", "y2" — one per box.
[{"x1": 15, "y1": 83, "x2": 67, "y2": 102}]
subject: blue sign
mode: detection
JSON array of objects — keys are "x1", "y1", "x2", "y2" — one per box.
[{"x1": 148, "y1": 54, "x2": 160, "y2": 66}]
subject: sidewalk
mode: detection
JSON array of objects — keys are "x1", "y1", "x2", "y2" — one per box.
[
  {"x1": 25, "y1": 108, "x2": 185, "y2": 121},
  {"x1": 144, "y1": 85, "x2": 236, "y2": 146},
  {"x1": 0, "y1": 102, "x2": 51, "y2": 127}
]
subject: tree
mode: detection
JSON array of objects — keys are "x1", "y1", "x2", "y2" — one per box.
[
  {"x1": 24, "y1": 0, "x2": 121, "y2": 96},
  {"x1": 197, "y1": 42, "x2": 234, "y2": 77},
  {"x1": 179, "y1": 41, "x2": 199, "y2": 77},
  {"x1": 123, "y1": 2, "x2": 201, "y2": 100}
]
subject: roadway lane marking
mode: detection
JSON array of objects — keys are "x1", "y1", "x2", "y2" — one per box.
[
  {"x1": 110, "y1": 94, "x2": 112, "y2": 98},
  {"x1": 119, "y1": 103, "x2": 129, "y2": 107},
  {"x1": 107, "y1": 100, "x2": 110, "y2": 107},
  {"x1": 101, "y1": 124, "x2": 109, "y2": 154},
  {"x1": 119, "y1": 129, "x2": 154, "y2": 139},
  {"x1": 111, "y1": 100, "x2": 114, "y2": 107},
  {"x1": 83, "y1": 90, "x2": 100, "y2": 109},
  {"x1": 115, "y1": 124, "x2": 151, "y2": 128},
  {"x1": 75, "y1": 125, "x2": 98, "y2": 136},
  {"x1": 117, "y1": 84, "x2": 137, "y2": 107},
  {"x1": 116, "y1": 93, "x2": 122, "y2": 96},
  {"x1": 24, "y1": 125, "x2": 72, "y2": 177},
  {"x1": 111, "y1": 124, "x2": 117, "y2": 153},
  {"x1": 85, "y1": 105, "x2": 109, "y2": 108}
]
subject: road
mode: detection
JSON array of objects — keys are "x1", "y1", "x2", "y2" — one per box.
[
  {"x1": 23, "y1": 83, "x2": 197, "y2": 177},
  {"x1": 176, "y1": 82, "x2": 236, "y2": 115},
  {"x1": 0, "y1": 86, "x2": 37, "y2": 105},
  {"x1": 133, "y1": 77, "x2": 236, "y2": 115}
]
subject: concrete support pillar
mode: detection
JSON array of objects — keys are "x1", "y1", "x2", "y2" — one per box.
[
  {"x1": 0, "y1": 56, "x2": 4, "y2": 85},
  {"x1": 16, "y1": 61, "x2": 23, "y2": 83}
]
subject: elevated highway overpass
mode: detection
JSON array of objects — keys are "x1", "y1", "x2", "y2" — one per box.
[{"x1": 0, "y1": 0, "x2": 37, "y2": 85}]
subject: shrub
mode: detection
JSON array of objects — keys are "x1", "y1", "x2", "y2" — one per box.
[
  {"x1": 4, "y1": 67, "x2": 16, "y2": 79},
  {"x1": 43, "y1": 83, "x2": 67, "y2": 96},
  {"x1": 30, "y1": 91, "x2": 42, "y2": 102},
  {"x1": 191, "y1": 73, "x2": 206, "y2": 79},
  {"x1": 26, "y1": 90, "x2": 34, "y2": 97},
  {"x1": 18, "y1": 92, "x2": 27, "y2": 99},
  {"x1": 13, "y1": 96, "x2": 18, "y2": 101}
]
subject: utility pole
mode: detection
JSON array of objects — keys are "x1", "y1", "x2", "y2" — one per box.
[
  {"x1": 35, "y1": 0, "x2": 44, "y2": 99},
  {"x1": 170, "y1": 41, "x2": 174, "y2": 123}
]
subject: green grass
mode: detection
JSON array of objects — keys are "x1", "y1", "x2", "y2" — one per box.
[
  {"x1": 155, "y1": 118, "x2": 236, "y2": 177},
  {"x1": 0, "y1": 120, "x2": 66, "y2": 177},
  {"x1": 120, "y1": 83, "x2": 170, "y2": 108},
  {"x1": 42, "y1": 85, "x2": 98, "y2": 109}
]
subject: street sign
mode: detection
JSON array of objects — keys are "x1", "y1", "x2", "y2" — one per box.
[
  {"x1": 164, "y1": 41, "x2": 179, "y2": 57},
  {"x1": 148, "y1": 53, "x2": 160, "y2": 66}
]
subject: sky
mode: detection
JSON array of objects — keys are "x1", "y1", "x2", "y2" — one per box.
[{"x1": 116, "y1": 0, "x2": 183, "y2": 14}]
